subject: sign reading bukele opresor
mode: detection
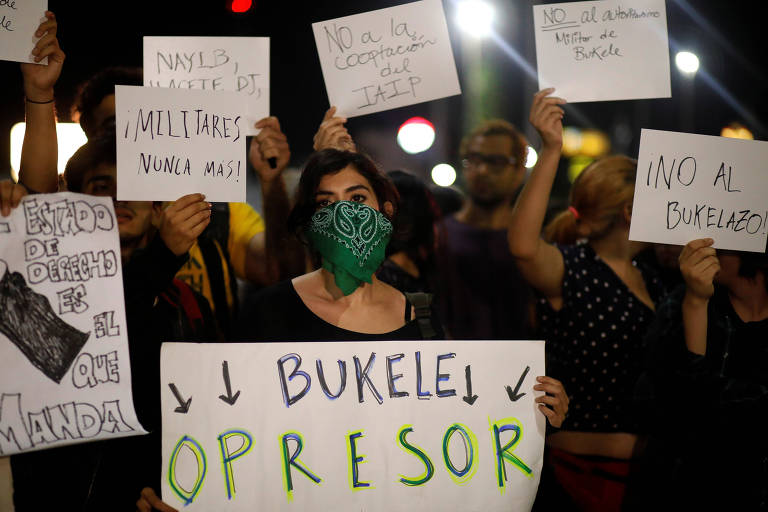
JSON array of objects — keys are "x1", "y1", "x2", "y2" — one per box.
[{"x1": 161, "y1": 340, "x2": 545, "y2": 511}]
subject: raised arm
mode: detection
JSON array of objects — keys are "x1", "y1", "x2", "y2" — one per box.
[
  {"x1": 245, "y1": 117, "x2": 305, "y2": 284},
  {"x1": 508, "y1": 89, "x2": 566, "y2": 304},
  {"x1": 18, "y1": 12, "x2": 65, "y2": 193},
  {"x1": 678, "y1": 238, "x2": 719, "y2": 355}
]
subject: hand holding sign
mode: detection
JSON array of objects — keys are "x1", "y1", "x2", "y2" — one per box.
[
  {"x1": 249, "y1": 117, "x2": 291, "y2": 184},
  {"x1": 313, "y1": 106, "x2": 356, "y2": 152},
  {"x1": 21, "y1": 10, "x2": 64, "y2": 101},
  {"x1": 155, "y1": 193, "x2": 212, "y2": 257},
  {"x1": 678, "y1": 238, "x2": 719, "y2": 302},
  {"x1": 529, "y1": 88, "x2": 566, "y2": 150},
  {"x1": 0, "y1": 180, "x2": 27, "y2": 217}
]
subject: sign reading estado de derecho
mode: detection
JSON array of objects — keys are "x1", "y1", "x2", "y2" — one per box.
[
  {"x1": 630, "y1": 129, "x2": 768, "y2": 252},
  {"x1": 161, "y1": 340, "x2": 545, "y2": 511},
  {"x1": 0, "y1": 193, "x2": 143, "y2": 456},
  {"x1": 115, "y1": 85, "x2": 246, "y2": 203}
]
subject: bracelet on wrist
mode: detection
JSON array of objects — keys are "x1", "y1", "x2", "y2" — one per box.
[{"x1": 25, "y1": 96, "x2": 55, "y2": 105}]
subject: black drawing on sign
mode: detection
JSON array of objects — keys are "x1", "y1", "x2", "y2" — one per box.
[
  {"x1": 218, "y1": 360, "x2": 240, "y2": 405},
  {"x1": 168, "y1": 383, "x2": 191, "y2": 413},
  {"x1": 506, "y1": 365, "x2": 530, "y2": 402},
  {"x1": 462, "y1": 365, "x2": 478, "y2": 405},
  {"x1": 0, "y1": 222, "x2": 9, "y2": 233},
  {"x1": 0, "y1": 259, "x2": 89, "y2": 383}
]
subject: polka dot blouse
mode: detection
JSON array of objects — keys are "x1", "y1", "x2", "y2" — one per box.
[{"x1": 538, "y1": 242, "x2": 665, "y2": 433}]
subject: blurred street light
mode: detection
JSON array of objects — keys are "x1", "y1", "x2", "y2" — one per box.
[
  {"x1": 397, "y1": 117, "x2": 435, "y2": 154},
  {"x1": 525, "y1": 146, "x2": 538, "y2": 168},
  {"x1": 675, "y1": 51, "x2": 700, "y2": 74},
  {"x1": 456, "y1": 0, "x2": 495, "y2": 38},
  {"x1": 431, "y1": 163, "x2": 457, "y2": 187}
]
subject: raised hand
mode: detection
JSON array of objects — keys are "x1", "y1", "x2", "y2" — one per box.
[
  {"x1": 529, "y1": 88, "x2": 566, "y2": 150},
  {"x1": 156, "y1": 194, "x2": 212, "y2": 256},
  {"x1": 679, "y1": 238, "x2": 719, "y2": 302},
  {"x1": 249, "y1": 116, "x2": 291, "y2": 184},
  {"x1": 313, "y1": 106, "x2": 356, "y2": 152},
  {"x1": 21, "y1": 11, "x2": 65, "y2": 102}
]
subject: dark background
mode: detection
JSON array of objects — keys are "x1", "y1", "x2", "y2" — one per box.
[{"x1": 0, "y1": 0, "x2": 766, "y2": 190}]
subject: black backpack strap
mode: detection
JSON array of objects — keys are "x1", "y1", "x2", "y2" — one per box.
[{"x1": 405, "y1": 292, "x2": 437, "y2": 340}]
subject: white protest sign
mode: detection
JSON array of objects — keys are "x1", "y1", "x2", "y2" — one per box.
[
  {"x1": 0, "y1": 0, "x2": 46, "y2": 64},
  {"x1": 0, "y1": 192, "x2": 144, "y2": 456},
  {"x1": 143, "y1": 37, "x2": 269, "y2": 136},
  {"x1": 161, "y1": 340, "x2": 545, "y2": 511},
  {"x1": 312, "y1": 0, "x2": 461, "y2": 118},
  {"x1": 533, "y1": 0, "x2": 670, "y2": 103},
  {"x1": 115, "y1": 85, "x2": 247, "y2": 202},
  {"x1": 629, "y1": 129, "x2": 768, "y2": 252}
]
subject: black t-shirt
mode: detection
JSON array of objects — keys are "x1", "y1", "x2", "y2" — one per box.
[{"x1": 237, "y1": 280, "x2": 442, "y2": 341}]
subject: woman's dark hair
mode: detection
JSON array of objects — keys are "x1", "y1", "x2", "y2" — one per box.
[
  {"x1": 63, "y1": 130, "x2": 117, "y2": 193},
  {"x1": 385, "y1": 170, "x2": 440, "y2": 260},
  {"x1": 287, "y1": 149, "x2": 399, "y2": 239},
  {"x1": 737, "y1": 244, "x2": 768, "y2": 292},
  {"x1": 74, "y1": 66, "x2": 143, "y2": 138}
]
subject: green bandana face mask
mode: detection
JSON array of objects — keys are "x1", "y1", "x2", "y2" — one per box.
[{"x1": 305, "y1": 200, "x2": 393, "y2": 295}]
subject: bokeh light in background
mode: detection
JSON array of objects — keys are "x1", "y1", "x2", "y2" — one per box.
[
  {"x1": 721, "y1": 122, "x2": 754, "y2": 140},
  {"x1": 431, "y1": 163, "x2": 457, "y2": 187},
  {"x1": 10, "y1": 123, "x2": 87, "y2": 180},
  {"x1": 455, "y1": 0, "x2": 495, "y2": 38},
  {"x1": 396, "y1": 117, "x2": 435, "y2": 154},
  {"x1": 675, "y1": 51, "x2": 700, "y2": 74}
]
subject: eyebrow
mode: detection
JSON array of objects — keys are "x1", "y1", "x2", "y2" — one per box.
[{"x1": 315, "y1": 184, "x2": 372, "y2": 196}]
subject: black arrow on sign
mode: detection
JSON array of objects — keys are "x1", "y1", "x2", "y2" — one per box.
[
  {"x1": 168, "y1": 383, "x2": 191, "y2": 413},
  {"x1": 218, "y1": 360, "x2": 241, "y2": 406},
  {"x1": 506, "y1": 365, "x2": 530, "y2": 402},
  {"x1": 462, "y1": 365, "x2": 478, "y2": 405}
]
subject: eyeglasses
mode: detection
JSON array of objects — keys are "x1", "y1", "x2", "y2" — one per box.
[{"x1": 461, "y1": 152, "x2": 517, "y2": 172}]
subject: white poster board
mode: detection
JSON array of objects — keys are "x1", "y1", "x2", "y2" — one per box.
[
  {"x1": 312, "y1": 0, "x2": 461, "y2": 118},
  {"x1": 143, "y1": 37, "x2": 270, "y2": 136},
  {"x1": 115, "y1": 85, "x2": 247, "y2": 203},
  {"x1": 0, "y1": 192, "x2": 143, "y2": 456},
  {"x1": 161, "y1": 340, "x2": 545, "y2": 511},
  {"x1": 0, "y1": 0, "x2": 47, "y2": 64},
  {"x1": 533, "y1": 0, "x2": 670, "y2": 103},
  {"x1": 629, "y1": 129, "x2": 768, "y2": 252}
]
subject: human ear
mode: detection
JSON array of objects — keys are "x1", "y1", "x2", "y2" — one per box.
[{"x1": 383, "y1": 201, "x2": 395, "y2": 218}]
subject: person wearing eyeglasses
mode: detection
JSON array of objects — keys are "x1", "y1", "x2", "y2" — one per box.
[{"x1": 433, "y1": 117, "x2": 534, "y2": 340}]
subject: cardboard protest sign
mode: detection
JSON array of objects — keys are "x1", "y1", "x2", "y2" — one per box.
[
  {"x1": 533, "y1": 0, "x2": 670, "y2": 103},
  {"x1": 161, "y1": 340, "x2": 545, "y2": 511},
  {"x1": 0, "y1": 192, "x2": 144, "y2": 456},
  {"x1": 629, "y1": 129, "x2": 768, "y2": 252},
  {"x1": 143, "y1": 37, "x2": 269, "y2": 136},
  {"x1": 0, "y1": 0, "x2": 47, "y2": 64},
  {"x1": 115, "y1": 85, "x2": 247, "y2": 202},
  {"x1": 312, "y1": 0, "x2": 461, "y2": 118}
]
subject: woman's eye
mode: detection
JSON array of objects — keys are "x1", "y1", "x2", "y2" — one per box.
[
  {"x1": 351, "y1": 194, "x2": 367, "y2": 203},
  {"x1": 315, "y1": 199, "x2": 331, "y2": 208}
]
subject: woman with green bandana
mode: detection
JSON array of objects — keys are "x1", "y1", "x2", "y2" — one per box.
[{"x1": 237, "y1": 149, "x2": 441, "y2": 341}]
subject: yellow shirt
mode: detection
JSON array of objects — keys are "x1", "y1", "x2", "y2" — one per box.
[{"x1": 175, "y1": 203, "x2": 264, "y2": 314}]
